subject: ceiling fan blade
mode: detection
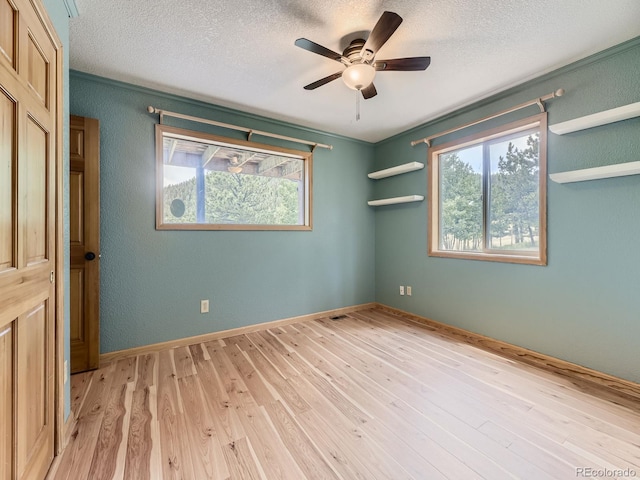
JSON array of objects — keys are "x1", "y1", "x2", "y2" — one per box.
[
  {"x1": 361, "y1": 11, "x2": 403, "y2": 61},
  {"x1": 361, "y1": 83, "x2": 377, "y2": 99},
  {"x1": 303, "y1": 72, "x2": 343, "y2": 90},
  {"x1": 374, "y1": 57, "x2": 431, "y2": 71},
  {"x1": 295, "y1": 38, "x2": 345, "y2": 63}
]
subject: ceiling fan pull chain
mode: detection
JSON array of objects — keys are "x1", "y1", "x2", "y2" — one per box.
[{"x1": 356, "y1": 90, "x2": 361, "y2": 121}]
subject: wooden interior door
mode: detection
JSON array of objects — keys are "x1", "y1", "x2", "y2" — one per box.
[
  {"x1": 0, "y1": 0, "x2": 59, "y2": 478},
  {"x1": 70, "y1": 115, "x2": 100, "y2": 373}
]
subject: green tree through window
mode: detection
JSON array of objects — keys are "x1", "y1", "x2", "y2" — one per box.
[
  {"x1": 163, "y1": 172, "x2": 300, "y2": 225},
  {"x1": 156, "y1": 124, "x2": 312, "y2": 231},
  {"x1": 429, "y1": 114, "x2": 547, "y2": 265}
]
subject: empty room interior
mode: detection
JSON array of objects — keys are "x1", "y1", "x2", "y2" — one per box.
[{"x1": 1, "y1": 1, "x2": 640, "y2": 479}]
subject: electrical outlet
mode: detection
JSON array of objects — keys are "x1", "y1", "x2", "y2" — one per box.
[
  {"x1": 407, "y1": 286, "x2": 412, "y2": 296},
  {"x1": 200, "y1": 299, "x2": 209, "y2": 313},
  {"x1": 64, "y1": 360, "x2": 69, "y2": 384},
  {"x1": 400, "y1": 286, "x2": 405, "y2": 296}
]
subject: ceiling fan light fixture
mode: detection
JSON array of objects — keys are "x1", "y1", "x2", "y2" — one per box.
[{"x1": 342, "y1": 63, "x2": 376, "y2": 90}]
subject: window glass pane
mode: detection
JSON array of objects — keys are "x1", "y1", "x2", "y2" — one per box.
[
  {"x1": 488, "y1": 131, "x2": 539, "y2": 250},
  {"x1": 159, "y1": 131, "x2": 309, "y2": 229},
  {"x1": 204, "y1": 169, "x2": 303, "y2": 225},
  {"x1": 163, "y1": 164, "x2": 197, "y2": 223},
  {"x1": 429, "y1": 114, "x2": 546, "y2": 264},
  {"x1": 439, "y1": 145, "x2": 483, "y2": 251}
]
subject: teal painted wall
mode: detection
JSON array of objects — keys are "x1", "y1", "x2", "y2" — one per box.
[
  {"x1": 43, "y1": 0, "x2": 71, "y2": 419},
  {"x1": 373, "y1": 38, "x2": 640, "y2": 383},
  {"x1": 69, "y1": 73, "x2": 376, "y2": 353},
  {"x1": 69, "y1": 37, "x2": 640, "y2": 384}
]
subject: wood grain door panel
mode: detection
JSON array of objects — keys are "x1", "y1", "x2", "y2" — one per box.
[
  {"x1": 0, "y1": 0, "x2": 58, "y2": 478},
  {"x1": 24, "y1": 116, "x2": 49, "y2": 266},
  {"x1": 0, "y1": 0, "x2": 16, "y2": 68},
  {"x1": 26, "y1": 33, "x2": 49, "y2": 107},
  {"x1": 0, "y1": 88, "x2": 16, "y2": 273},
  {"x1": 69, "y1": 171, "x2": 83, "y2": 245},
  {"x1": 16, "y1": 301, "x2": 53, "y2": 480},
  {"x1": 0, "y1": 325, "x2": 13, "y2": 480}
]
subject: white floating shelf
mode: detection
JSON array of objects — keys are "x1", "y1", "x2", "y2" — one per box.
[
  {"x1": 367, "y1": 195, "x2": 425, "y2": 206},
  {"x1": 368, "y1": 161, "x2": 424, "y2": 179},
  {"x1": 549, "y1": 101, "x2": 640, "y2": 135},
  {"x1": 549, "y1": 161, "x2": 640, "y2": 184}
]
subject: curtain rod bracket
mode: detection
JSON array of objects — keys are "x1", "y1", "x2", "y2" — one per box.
[
  {"x1": 410, "y1": 138, "x2": 430, "y2": 147},
  {"x1": 247, "y1": 130, "x2": 254, "y2": 142},
  {"x1": 148, "y1": 106, "x2": 166, "y2": 124},
  {"x1": 536, "y1": 98, "x2": 545, "y2": 112}
]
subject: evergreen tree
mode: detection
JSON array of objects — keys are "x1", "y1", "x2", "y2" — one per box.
[
  {"x1": 440, "y1": 153, "x2": 482, "y2": 250},
  {"x1": 439, "y1": 133, "x2": 539, "y2": 250},
  {"x1": 493, "y1": 134, "x2": 539, "y2": 247},
  {"x1": 163, "y1": 171, "x2": 300, "y2": 225}
]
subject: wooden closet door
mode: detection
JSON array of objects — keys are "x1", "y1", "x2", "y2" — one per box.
[{"x1": 0, "y1": 0, "x2": 59, "y2": 478}]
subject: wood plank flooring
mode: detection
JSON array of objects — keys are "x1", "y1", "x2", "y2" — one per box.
[{"x1": 47, "y1": 308, "x2": 640, "y2": 479}]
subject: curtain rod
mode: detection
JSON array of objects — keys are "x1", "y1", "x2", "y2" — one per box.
[
  {"x1": 147, "y1": 106, "x2": 333, "y2": 151},
  {"x1": 410, "y1": 89, "x2": 565, "y2": 147}
]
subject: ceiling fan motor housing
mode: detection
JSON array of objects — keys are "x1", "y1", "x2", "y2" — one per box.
[{"x1": 344, "y1": 39, "x2": 368, "y2": 63}]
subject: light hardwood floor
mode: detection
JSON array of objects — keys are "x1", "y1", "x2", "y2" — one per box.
[{"x1": 48, "y1": 308, "x2": 640, "y2": 479}]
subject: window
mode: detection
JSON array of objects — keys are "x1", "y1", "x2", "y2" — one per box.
[
  {"x1": 156, "y1": 125, "x2": 312, "y2": 230},
  {"x1": 428, "y1": 113, "x2": 547, "y2": 264}
]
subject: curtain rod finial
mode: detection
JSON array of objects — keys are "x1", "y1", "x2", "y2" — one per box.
[
  {"x1": 147, "y1": 106, "x2": 156, "y2": 113},
  {"x1": 554, "y1": 89, "x2": 565, "y2": 97}
]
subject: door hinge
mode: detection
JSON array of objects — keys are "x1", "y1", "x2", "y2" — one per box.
[{"x1": 50, "y1": 271, "x2": 55, "y2": 283}]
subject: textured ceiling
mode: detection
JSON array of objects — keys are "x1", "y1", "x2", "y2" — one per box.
[{"x1": 70, "y1": 0, "x2": 640, "y2": 143}]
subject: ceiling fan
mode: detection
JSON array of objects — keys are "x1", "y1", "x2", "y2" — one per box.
[{"x1": 295, "y1": 11, "x2": 431, "y2": 100}]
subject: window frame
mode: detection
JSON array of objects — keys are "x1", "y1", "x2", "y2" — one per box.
[
  {"x1": 155, "y1": 124, "x2": 313, "y2": 231},
  {"x1": 428, "y1": 113, "x2": 547, "y2": 265}
]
